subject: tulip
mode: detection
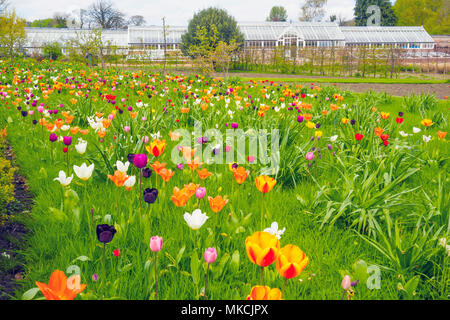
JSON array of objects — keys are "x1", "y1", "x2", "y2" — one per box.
[
  {"x1": 115, "y1": 160, "x2": 129, "y2": 174},
  {"x1": 184, "y1": 209, "x2": 209, "y2": 230},
  {"x1": 123, "y1": 175, "x2": 136, "y2": 191},
  {"x1": 54, "y1": 170, "x2": 73, "y2": 187},
  {"x1": 75, "y1": 139, "x2": 87, "y2": 154},
  {"x1": 146, "y1": 139, "x2": 167, "y2": 157},
  {"x1": 150, "y1": 235, "x2": 163, "y2": 300},
  {"x1": 144, "y1": 188, "x2": 158, "y2": 204},
  {"x1": 232, "y1": 166, "x2": 249, "y2": 184},
  {"x1": 203, "y1": 247, "x2": 217, "y2": 300},
  {"x1": 150, "y1": 236, "x2": 163, "y2": 252},
  {"x1": 197, "y1": 168, "x2": 212, "y2": 180},
  {"x1": 36, "y1": 270, "x2": 86, "y2": 300},
  {"x1": 306, "y1": 152, "x2": 314, "y2": 161},
  {"x1": 63, "y1": 136, "x2": 72, "y2": 146},
  {"x1": 73, "y1": 163, "x2": 94, "y2": 181},
  {"x1": 355, "y1": 133, "x2": 364, "y2": 141},
  {"x1": 133, "y1": 154, "x2": 148, "y2": 169},
  {"x1": 108, "y1": 170, "x2": 128, "y2": 187},
  {"x1": 246, "y1": 231, "x2": 279, "y2": 285},
  {"x1": 255, "y1": 176, "x2": 276, "y2": 193},
  {"x1": 171, "y1": 187, "x2": 190, "y2": 207},
  {"x1": 142, "y1": 167, "x2": 152, "y2": 178},
  {"x1": 196, "y1": 187, "x2": 206, "y2": 199},
  {"x1": 96, "y1": 224, "x2": 116, "y2": 244},
  {"x1": 342, "y1": 275, "x2": 351, "y2": 291},
  {"x1": 49, "y1": 133, "x2": 58, "y2": 142},
  {"x1": 208, "y1": 195, "x2": 228, "y2": 213},
  {"x1": 276, "y1": 244, "x2": 309, "y2": 279},
  {"x1": 247, "y1": 286, "x2": 282, "y2": 300}
]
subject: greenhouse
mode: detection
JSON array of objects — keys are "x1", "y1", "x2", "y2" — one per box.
[
  {"x1": 341, "y1": 26, "x2": 436, "y2": 49},
  {"x1": 23, "y1": 22, "x2": 436, "y2": 55}
]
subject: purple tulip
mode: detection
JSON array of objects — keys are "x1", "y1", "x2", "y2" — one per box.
[
  {"x1": 49, "y1": 133, "x2": 58, "y2": 142},
  {"x1": 63, "y1": 136, "x2": 72, "y2": 146},
  {"x1": 133, "y1": 154, "x2": 148, "y2": 168}
]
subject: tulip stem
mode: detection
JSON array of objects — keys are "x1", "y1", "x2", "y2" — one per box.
[
  {"x1": 282, "y1": 278, "x2": 288, "y2": 298},
  {"x1": 139, "y1": 169, "x2": 142, "y2": 218},
  {"x1": 260, "y1": 266, "x2": 264, "y2": 286},
  {"x1": 154, "y1": 251, "x2": 159, "y2": 300},
  {"x1": 204, "y1": 263, "x2": 210, "y2": 300},
  {"x1": 261, "y1": 194, "x2": 265, "y2": 231}
]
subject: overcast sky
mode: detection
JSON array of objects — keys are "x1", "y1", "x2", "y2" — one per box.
[{"x1": 12, "y1": 0, "x2": 358, "y2": 25}]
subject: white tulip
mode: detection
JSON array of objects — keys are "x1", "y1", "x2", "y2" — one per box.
[
  {"x1": 330, "y1": 135, "x2": 338, "y2": 142},
  {"x1": 116, "y1": 160, "x2": 129, "y2": 174},
  {"x1": 54, "y1": 170, "x2": 73, "y2": 187},
  {"x1": 264, "y1": 221, "x2": 286, "y2": 239},
  {"x1": 123, "y1": 175, "x2": 136, "y2": 189},
  {"x1": 73, "y1": 163, "x2": 94, "y2": 181},
  {"x1": 423, "y1": 135, "x2": 431, "y2": 143},
  {"x1": 413, "y1": 127, "x2": 421, "y2": 134},
  {"x1": 399, "y1": 131, "x2": 409, "y2": 137},
  {"x1": 184, "y1": 209, "x2": 209, "y2": 230},
  {"x1": 75, "y1": 139, "x2": 87, "y2": 154}
]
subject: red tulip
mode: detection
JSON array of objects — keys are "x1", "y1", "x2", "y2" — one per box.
[
  {"x1": 380, "y1": 134, "x2": 389, "y2": 141},
  {"x1": 383, "y1": 140, "x2": 389, "y2": 146},
  {"x1": 396, "y1": 117, "x2": 404, "y2": 124},
  {"x1": 355, "y1": 133, "x2": 364, "y2": 141}
]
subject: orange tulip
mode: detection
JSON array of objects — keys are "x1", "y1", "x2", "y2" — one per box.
[
  {"x1": 108, "y1": 170, "x2": 129, "y2": 187},
  {"x1": 54, "y1": 118, "x2": 65, "y2": 128},
  {"x1": 374, "y1": 127, "x2": 384, "y2": 137},
  {"x1": 197, "y1": 168, "x2": 212, "y2": 180},
  {"x1": 151, "y1": 161, "x2": 167, "y2": 175},
  {"x1": 232, "y1": 166, "x2": 249, "y2": 184},
  {"x1": 102, "y1": 119, "x2": 112, "y2": 129},
  {"x1": 147, "y1": 139, "x2": 167, "y2": 157},
  {"x1": 183, "y1": 183, "x2": 199, "y2": 198},
  {"x1": 188, "y1": 157, "x2": 201, "y2": 171},
  {"x1": 159, "y1": 168, "x2": 174, "y2": 182},
  {"x1": 70, "y1": 126, "x2": 80, "y2": 135},
  {"x1": 246, "y1": 286, "x2": 282, "y2": 300},
  {"x1": 171, "y1": 187, "x2": 190, "y2": 207},
  {"x1": 245, "y1": 231, "x2": 279, "y2": 267},
  {"x1": 208, "y1": 195, "x2": 228, "y2": 213},
  {"x1": 276, "y1": 244, "x2": 309, "y2": 279},
  {"x1": 437, "y1": 130, "x2": 447, "y2": 139},
  {"x1": 35, "y1": 270, "x2": 86, "y2": 300},
  {"x1": 255, "y1": 176, "x2": 276, "y2": 193},
  {"x1": 169, "y1": 131, "x2": 181, "y2": 141},
  {"x1": 80, "y1": 129, "x2": 89, "y2": 135}
]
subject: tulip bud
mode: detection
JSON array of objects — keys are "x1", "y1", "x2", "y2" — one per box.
[
  {"x1": 204, "y1": 247, "x2": 217, "y2": 264},
  {"x1": 150, "y1": 236, "x2": 163, "y2": 252},
  {"x1": 341, "y1": 275, "x2": 351, "y2": 291},
  {"x1": 196, "y1": 187, "x2": 206, "y2": 199}
]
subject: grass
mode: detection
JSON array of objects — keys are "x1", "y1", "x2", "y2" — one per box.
[
  {"x1": 240, "y1": 76, "x2": 450, "y2": 84},
  {"x1": 0, "y1": 59, "x2": 448, "y2": 300}
]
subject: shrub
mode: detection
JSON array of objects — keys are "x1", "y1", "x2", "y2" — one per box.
[{"x1": 42, "y1": 42, "x2": 63, "y2": 60}]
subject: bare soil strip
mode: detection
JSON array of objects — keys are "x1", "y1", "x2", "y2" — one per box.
[{"x1": 0, "y1": 143, "x2": 33, "y2": 300}]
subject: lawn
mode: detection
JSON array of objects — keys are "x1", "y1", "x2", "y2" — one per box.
[{"x1": 0, "y1": 59, "x2": 448, "y2": 300}]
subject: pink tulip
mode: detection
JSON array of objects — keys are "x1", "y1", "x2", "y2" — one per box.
[
  {"x1": 28, "y1": 110, "x2": 34, "y2": 115},
  {"x1": 341, "y1": 275, "x2": 351, "y2": 291},
  {"x1": 224, "y1": 146, "x2": 231, "y2": 152},
  {"x1": 150, "y1": 236, "x2": 163, "y2": 252},
  {"x1": 196, "y1": 187, "x2": 206, "y2": 199},
  {"x1": 124, "y1": 126, "x2": 130, "y2": 133},
  {"x1": 37, "y1": 106, "x2": 44, "y2": 113},
  {"x1": 108, "y1": 114, "x2": 114, "y2": 120},
  {"x1": 204, "y1": 247, "x2": 217, "y2": 264},
  {"x1": 142, "y1": 135, "x2": 149, "y2": 144},
  {"x1": 306, "y1": 152, "x2": 314, "y2": 161}
]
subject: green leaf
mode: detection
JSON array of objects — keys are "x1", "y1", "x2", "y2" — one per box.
[
  {"x1": 231, "y1": 250, "x2": 240, "y2": 272},
  {"x1": 190, "y1": 251, "x2": 200, "y2": 285},
  {"x1": 72, "y1": 255, "x2": 91, "y2": 263},
  {"x1": 22, "y1": 287, "x2": 40, "y2": 300},
  {"x1": 404, "y1": 275, "x2": 420, "y2": 296}
]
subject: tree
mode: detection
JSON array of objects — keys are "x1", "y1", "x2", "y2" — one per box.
[
  {"x1": 354, "y1": 0, "x2": 397, "y2": 26},
  {"x1": 128, "y1": 15, "x2": 146, "y2": 26},
  {"x1": 67, "y1": 28, "x2": 111, "y2": 70},
  {"x1": 53, "y1": 12, "x2": 69, "y2": 28},
  {"x1": 266, "y1": 6, "x2": 288, "y2": 22},
  {"x1": 181, "y1": 7, "x2": 244, "y2": 58},
  {"x1": 299, "y1": 0, "x2": 327, "y2": 22},
  {"x1": 87, "y1": 0, "x2": 126, "y2": 29},
  {"x1": 393, "y1": 0, "x2": 449, "y2": 34},
  {"x1": 0, "y1": 10, "x2": 26, "y2": 61}
]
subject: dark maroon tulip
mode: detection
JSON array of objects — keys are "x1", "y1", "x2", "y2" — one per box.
[
  {"x1": 96, "y1": 224, "x2": 116, "y2": 243},
  {"x1": 144, "y1": 188, "x2": 158, "y2": 204}
]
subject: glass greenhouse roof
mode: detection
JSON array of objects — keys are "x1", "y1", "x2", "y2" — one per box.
[
  {"x1": 23, "y1": 23, "x2": 436, "y2": 48},
  {"x1": 238, "y1": 22, "x2": 345, "y2": 41},
  {"x1": 341, "y1": 26, "x2": 435, "y2": 44}
]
